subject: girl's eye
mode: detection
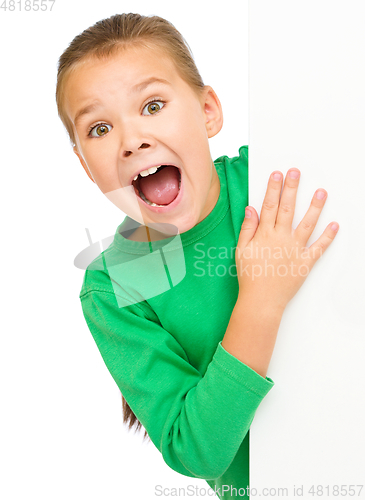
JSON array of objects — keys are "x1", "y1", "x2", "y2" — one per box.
[
  {"x1": 142, "y1": 100, "x2": 165, "y2": 116},
  {"x1": 88, "y1": 123, "x2": 112, "y2": 138}
]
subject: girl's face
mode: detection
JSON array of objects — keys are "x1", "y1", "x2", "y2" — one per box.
[{"x1": 64, "y1": 44, "x2": 222, "y2": 235}]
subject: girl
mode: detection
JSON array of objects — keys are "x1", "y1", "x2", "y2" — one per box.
[{"x1": 56, "y1": 13, "x2": 339, "y2": 499}]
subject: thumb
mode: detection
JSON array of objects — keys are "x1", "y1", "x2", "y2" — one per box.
[{"x1": 237, "y1": 206, "x2": 259, "y2": 247}]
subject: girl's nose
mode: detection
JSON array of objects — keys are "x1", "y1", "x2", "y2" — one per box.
[{"x1": 123, "y1": 142, "x2": 150, "y2": 158}]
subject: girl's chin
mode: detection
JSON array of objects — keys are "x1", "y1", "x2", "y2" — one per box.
[{"x1": 142, "y1": 211, "x2": 199, "y2": 237}]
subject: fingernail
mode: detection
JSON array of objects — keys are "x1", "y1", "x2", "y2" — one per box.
[
  {"x1": 316, "y1": 190, "x2": 326, "y2": 200},
  {"x1": 273, "y1": 173, "x2": 282, "y2": 181},
  {"x1": 331, "y1": 223, "x2": 339, "y2": 231},
  {"x1": 245, "y1": 207, "x2": 252, "y2": 218},
  {"x1": 289, "y1": 170, "x2": 300, "y2": 179}
]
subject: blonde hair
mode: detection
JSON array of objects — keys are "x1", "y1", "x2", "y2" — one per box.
[
  {"x1": 56, "y1": 12, "x2": 205, "y2": 147},
  {"x1": 56, "y1": 13, "x2": 206, "y2": 441}
]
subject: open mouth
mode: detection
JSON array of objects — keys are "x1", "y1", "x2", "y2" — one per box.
[{"x1": 132, "y1": 165, "x2": 182, "y2": 208}]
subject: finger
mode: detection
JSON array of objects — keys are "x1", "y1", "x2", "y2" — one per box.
[
  {"x1": 237, "y1": 206, "x2": 259, "y2": 248},
  {"x1": 307, "y1": 221, "x2": 340, "y2": 264},
  {"x1": 259, "y1": 171, "x2": 283, "y2": 229},
  {"x1": 275, "y1": 169, "x2": 301, "y2": 229},
  {"x1": 294, "y1": 189, "x2": 328, "y2": 245}
]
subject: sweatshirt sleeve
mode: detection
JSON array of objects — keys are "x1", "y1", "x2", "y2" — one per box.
[{"x1": 80, "y1": 284, "x2": 274, "y2": 481}]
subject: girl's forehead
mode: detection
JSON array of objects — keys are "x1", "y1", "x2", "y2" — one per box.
[
  {"x1": 82, "y1": 44, "x2": 176, "y2": 76},
  {"x1": 67, "y1": 45, "x2": 180, "y2": 94}
]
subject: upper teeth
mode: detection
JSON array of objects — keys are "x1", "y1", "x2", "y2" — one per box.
[{"x1": 133, "y1": 165, "x2": 162, "y2": 181}]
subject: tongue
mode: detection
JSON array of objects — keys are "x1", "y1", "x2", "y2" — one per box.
[{"x1": 139, "y1": 166, "x2": 180, "y2": 205}]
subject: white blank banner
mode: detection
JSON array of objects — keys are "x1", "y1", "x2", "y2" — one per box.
[{"x1": 249, "y1": 0, "x2": 365, "y2": 496}]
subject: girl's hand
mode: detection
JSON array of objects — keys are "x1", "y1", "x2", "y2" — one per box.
[{"x1": 236, "y1": 169, "x2": 339, "y2": 313}]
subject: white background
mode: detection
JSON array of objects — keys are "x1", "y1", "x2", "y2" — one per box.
[
  {"x1": 249, "y1": 0, "x2": 365, "y2": 497},
  {"x1": 0, "y1": 1, "x2": 247, "y2": 499}
]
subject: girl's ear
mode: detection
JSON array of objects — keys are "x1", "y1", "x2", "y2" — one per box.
[
  {"x1": 202, "y1": 86, "x2": 223, "y2": 138},
  {"x1": 73, "y1": 147, "x2": 95, "y2": 183}
]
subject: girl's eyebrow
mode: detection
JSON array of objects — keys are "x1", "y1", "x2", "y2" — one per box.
[
  {"x1": 73, "y1": 78, "x2": 171, "y2": 127},
  {"x1": 131, "y1": 77, "x2": 171, "y2": 93},
  {"x1": 74, "y1": 101, "x2": 101, "y2": 127}
]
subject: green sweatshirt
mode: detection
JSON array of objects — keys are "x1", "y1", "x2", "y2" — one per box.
[{"x1": 79, "y1": 146, "x2": 274, "y2": 499}]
